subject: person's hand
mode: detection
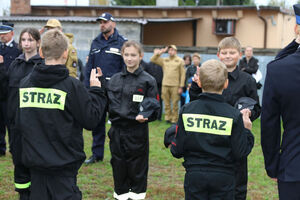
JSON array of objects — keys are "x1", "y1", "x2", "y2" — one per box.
[
  {"x1": 153, "y1": 48, "x2": 161, "y2": 55},
  {"x1": 241, "y1": 108, "x2": 251, "y2": 117},
  {"x1": 296, "y1": 34, "x2": 300, "y2": 44},
  {"x1": 178, "y1": 87, "x2": 183, "y2": 94},
  {"x1": 241, "y1": 109, "x2": 252, "y2": 130},
  {"x1": 0, "y1": 55, "x2": 3, "y2": 63},
  {"x1": 136, "y1": 114, "x2": 148, "y2": 123},
  {"x1": 154, "y1": 47, "x2": 168, "y2": 56},
  {"x1": 192, "y1": 66, "x2": 201, "y2": 83},
  {"x1": 96, "y1": 67, "x2": 103, "y2": 77},
  {"x1": 89, "y1": 68, "x2": 101, "y2": 87},
  {"x1": 39, "y1": 27, "x2": 45, "y2": 35},
  {"x1": 161, "y1": 46, "x2": 168, "y2": 54}
]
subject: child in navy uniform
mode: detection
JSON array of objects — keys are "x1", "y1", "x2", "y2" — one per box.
[
  {"x1": 106, "y1": 41, "x2": 160, "y2": 200},
  {"x1": 171, "y1": 59, "x2": 254, "y2": 200}
]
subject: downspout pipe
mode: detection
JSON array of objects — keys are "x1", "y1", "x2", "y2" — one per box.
[{"x1": 257, "y1": 6, "x2": 267, "y2": 49}]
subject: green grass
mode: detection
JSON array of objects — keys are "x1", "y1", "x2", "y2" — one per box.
[{"x1": 0, "y1": 119, "x2": 278, "y2": 200}]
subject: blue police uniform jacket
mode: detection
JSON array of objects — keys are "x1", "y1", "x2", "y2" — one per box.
[
  {"x1": 261, "y1": 39, "x2": 300, "y2": 182},
  {"x1": 84, "y1": 29, "x2": 127, "y2": 87},
  {"x1": 0, "y1": 40, "x2": 22, "y2": 70}
]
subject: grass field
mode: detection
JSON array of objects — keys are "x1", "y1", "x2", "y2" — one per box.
[{"x1": 0, "y1": 119, "x2": 278, "y2": 200}]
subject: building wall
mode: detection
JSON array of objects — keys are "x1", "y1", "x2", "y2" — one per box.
[
  {"x1": 11, "y1": 21, "x2": 141, "y2": 60},
  {"x1": 10, "y1": 2, "x2": 296, "y2": 50},
  {"x1": 143, "y1": 21, "x2": 194, "y2": 46}
]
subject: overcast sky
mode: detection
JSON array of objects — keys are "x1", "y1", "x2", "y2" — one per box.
[{"x1": 0, "y1": 0, "x2": 298, "y2": 16}]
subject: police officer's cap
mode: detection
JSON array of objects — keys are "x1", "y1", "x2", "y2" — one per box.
[
  {"x1": 97, "y1": 13, "x2": 115, "y2": 22},
  {"x1": 0, "y1": 20, "x2": 14, "y2": 34},
  {"x1": 138, "y1": 97, "x2": 160, "y2": 119},
  {"x1": 294, "y1": 4, "x2": 300, "y2": 25}
]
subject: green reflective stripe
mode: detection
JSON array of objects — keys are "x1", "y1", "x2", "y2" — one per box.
[
  {"x1": 19, "y1": 88, "x2": 67, "y2": 110},
  {"x1": 182, "y1": 114, "x2": 233, "y2": 136},
  {"x1": 15, "y1": 182, "x2": 31, "y2": 189}
]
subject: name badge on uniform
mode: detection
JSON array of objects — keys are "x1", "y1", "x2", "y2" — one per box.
[
  {"x1": 105, "y1": 47, "x2": 121, "y2": 56},
  {"x1": 133, "y1": 94, "x2": 144, "y2": 102}
]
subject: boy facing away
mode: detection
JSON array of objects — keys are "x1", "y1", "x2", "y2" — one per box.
[
  {"x1": 16, "y1": 29, "x2": 107, "y2": 200},
  {"x1": 171, "y1": 59, "x2": 254, "y2": 200},
  {"x1": 189, "y1": 37, "x2": 260, "y2": 200}
]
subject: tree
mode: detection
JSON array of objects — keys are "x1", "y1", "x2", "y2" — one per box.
[
  {"x1": 179, "y1": 0, "x2": 253, "y2": 6},
  {"x1": 268, "y1": 0, "x2": 287, "y2": 8},
  {"x1": 113, "y1": 0, "x2": 254, "y2": 6},
  {"x1": 112, "y1": 0, "x2": 155, "y2": 5}
]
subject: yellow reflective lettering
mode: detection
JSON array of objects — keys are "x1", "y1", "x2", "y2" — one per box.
[
  {"x1": 182, "y1": 114, "x2": 233, "y2": 136},
  {"x1": 19, "y1": 88, "x2": 67, "y2": 110}
]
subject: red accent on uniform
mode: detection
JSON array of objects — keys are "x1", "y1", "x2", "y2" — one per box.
[
  {"x1": 156, "y1": 94, "x2": 160, "y2": 101},
  {"x1": 172, "y1": 141, "x2": 176, "y2": 146},
  {"x1": 175, "y1": 125, "x2": 178, "y2": 137},
  {"x1": 138, "y1": 88, "x2": 143, "y2": 93}
]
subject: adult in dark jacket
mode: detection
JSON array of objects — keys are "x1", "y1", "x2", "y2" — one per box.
[
  {"x1": 238, "y1": 46, "x2": 259, "y2": 75},
  {"x1": 140, "y1": 60, "x2": 163, "y2": 120},
  {"x1": 0, "y1": 21, "x2": 22, "y2": 156},
  {"x1": 84, "y1": 12, "x2": 127, "y2": 164},
  {"x1": 0, "y1": 28, "x2": 42, "y2": 200},
  {"x1": 17, "y1": 29, "x2": 107, "y2": 200},
  {"x1": 261, "y1": 5, "x2": 300, "y2": 199}
]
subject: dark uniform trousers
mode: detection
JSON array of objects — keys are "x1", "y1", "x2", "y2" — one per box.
[
  {"x1": 10, "y1": 125, "x2": 31, "y2": 200},
  {"x1": 0, "y1": 102, "x2": 7, "y2": 153},
  {"x1": 278, "y1": 180, "x2": 300, "y2": 200},
  {"x1": 235, "y1": 158, "x2": 248, "y2": 200},
  {"x1": 184, "y1": 169, "x2": 235, "y2": 200},
  {"x1": 108, "y1": 124, "x2": 149, "y2": 195},
  {"x1": 30, "y1": 170, "x2": 82, "y2": 200},
  {"x1": 92, "y1": 112, "x2": 106, "y2": 160}
]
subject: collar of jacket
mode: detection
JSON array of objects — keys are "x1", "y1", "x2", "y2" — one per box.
[
  {"x1": 121, "y1": 66, "x2": 143, "y2": 76},
  {"x1": 100, "y1": 28, "x2": 119, "y2": 42},
  {"x1": 30, "y1": 63, "x2": 69, "y2": 87},
  {"x1": 16, "y1": 53, "x2": 41, "y2": 63},
  {"x1": 198, "y1": 92, "x2": 225, "y2": 102},
  {"x1": 228, "y1": 66, "x2": 239, "y2": 80}
]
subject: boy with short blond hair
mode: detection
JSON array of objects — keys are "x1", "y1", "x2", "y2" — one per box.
[
  {"x1": 198, "y1": 59, "x2": 227, "y2": 92},
  {"x1": 16, "y1": 29, "x2": 107, "y2": 199},
  {"x1": 217, "y1": 36, "x2": 242, "y2": 52},
  {"x1": 40, "y1": 29, "x2": 69, "y2": 60},
  {"x1": 171, "y1": 59, "x2": 254, "y2": 200},
  {"x1": 189, "y1": 37, "x2": 260, "y2": 200}
]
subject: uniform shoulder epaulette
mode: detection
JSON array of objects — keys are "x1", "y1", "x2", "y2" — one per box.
[{"x1": 119, "y1": 35, "x2": 128, "y2": 41}]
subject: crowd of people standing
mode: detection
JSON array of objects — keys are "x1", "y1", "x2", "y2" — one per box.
[{"x1": 0, "y1": 4, "x2": 299, "y2": 200}]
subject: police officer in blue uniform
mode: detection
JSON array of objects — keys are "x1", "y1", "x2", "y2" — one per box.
[
  {"x1": 84, "y1": 13, "x2": 127, "y2": 164},
  {"x1": 0, "y1": 21, "x2": 22, "y2": 156},
  {"x1": 261, "y1": 4, "x2": 300, "y2": 200}
]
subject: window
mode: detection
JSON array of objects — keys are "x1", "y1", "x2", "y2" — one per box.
[{"x1": 213, "y1": 19, "x2": 236, "y2": 35}]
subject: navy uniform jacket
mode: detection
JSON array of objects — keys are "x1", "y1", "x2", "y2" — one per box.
[
  {"x1": 261, "y1": 39, "x2": 300, "y2": 181},
  {"x1": 0, "y1": 40, "x2": 22, "y2": 70},
  {"x1": 84, "y1": 29, "x2": 127, "y2": 87}
]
